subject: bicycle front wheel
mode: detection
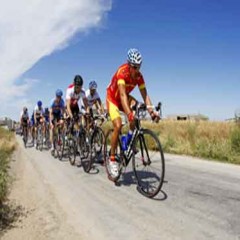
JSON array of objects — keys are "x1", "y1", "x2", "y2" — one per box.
[
  {"x1": 132, "y1": 129, "x2": 165, "y2": 198},
  {"x1": 37, "y1": 127, "x2": 43, "y2": 151},
  {"x1": 83, "y1": 127, "x2": 105, "y2": 173},
  {"x1": 23, "y1": 126, "x2": 28, "y2": 148}
]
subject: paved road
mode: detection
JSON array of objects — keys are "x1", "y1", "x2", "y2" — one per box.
[{"x1": 5, "y1": 136, "x2": 240, "y2": 240}]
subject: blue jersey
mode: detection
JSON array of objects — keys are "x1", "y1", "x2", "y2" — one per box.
[
  {"x1": 30, "y1": 112, "x2": 34, "y2": 126},
  {"x1": 50, "y1": 98, "x2": 65, "y2": 116},
  {"x1": 43, "y1": 111, "x2": 50, "y2": 122}
]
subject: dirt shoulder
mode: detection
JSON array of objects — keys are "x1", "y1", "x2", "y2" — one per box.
[{"x1": 1, "y1": 145, "x2": 80, "y2": 240}]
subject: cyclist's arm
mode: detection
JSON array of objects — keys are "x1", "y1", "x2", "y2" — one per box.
[
  {"x1": 140, "y1": 88, "x2": 159, "y2": 121},
  {"x1": 19, "y1": 112, "x2": 23, "y2": 125},
  {"x1": 40, "y1": 109, "x2": 44, "y2": 118},
  {"x1": 60, "y1": 99, "x2": 65, "y2": 118},
  {"x1": 34, "y1": 112, "x2": 37, "y2": 125},
  {"x1": 139, "y1": 88, "x2": 154, "y2": 113},
  {"x1": 94, "y1": 98, "x2": 105, "y2": 115},
  {"x1": 66, "y1": 99, "x2": 73, "y2": 118},
  {"x1": 118, "y1": 81, "x2": 131, "y2": 115},
  {"x1": 61, "y1": 107, "x2": 65, "y2": 117},
  {"x1": 49, "y1": 108, "x2": 53, "y2": 125},
  {"x1": 82, "y1": 97, "x2": 90, "y2": 114}
]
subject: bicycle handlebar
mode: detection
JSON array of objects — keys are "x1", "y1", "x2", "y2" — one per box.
[
  {"x1": 131, "y1": 101, "x2": 162, "y2": 120},
  {"x1": 132, "y1": 102, "x2": 161, "y2": 112}
]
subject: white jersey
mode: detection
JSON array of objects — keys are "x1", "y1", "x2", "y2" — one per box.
[
  {"x1": 85, "y1": 89, "x2": 100, "y2": 107},
  {"x1": 20, "y1": 111, "x2": 29, "y2": 120},
  {"x1": 34, "y1": 105, "x2": 44, "y2": 117},
  {"x1": 66, "y1": 84, "x2": 86, "y2": 107}
]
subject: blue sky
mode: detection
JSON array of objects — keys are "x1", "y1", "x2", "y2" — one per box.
[{"x1": 1, "y1": 0, "x2": 239, "y2": 121}]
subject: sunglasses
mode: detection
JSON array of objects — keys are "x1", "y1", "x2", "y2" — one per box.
[{"x1": 131, "y1": 64, "x2": 141, "y2": 70}]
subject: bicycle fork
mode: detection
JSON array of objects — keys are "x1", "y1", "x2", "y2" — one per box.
[{"x1": 127, "y1": 130, "x2": 151, "y2": 166}]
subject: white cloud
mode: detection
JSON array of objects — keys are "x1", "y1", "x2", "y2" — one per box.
[{"x1": 0, "y1": 0, "x2": 112, "y2": 119}]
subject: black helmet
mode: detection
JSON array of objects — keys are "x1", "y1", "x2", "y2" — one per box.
[{"x1": 74, "y1": 75, "x2": 83, "y2": 86}]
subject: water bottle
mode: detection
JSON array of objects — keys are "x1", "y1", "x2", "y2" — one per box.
[
  {"x1": 121, "y1": 135, "x2": 128, "y2": 151},
  {"x1": 127, "y1": 132, "x2": 133, "y2": 146}
]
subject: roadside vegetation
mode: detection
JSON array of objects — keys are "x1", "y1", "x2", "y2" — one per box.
[
  {"x1": 103, "y1": 120, "x2": 240, "y2": 164},
  {"x1": 0, "y1": 127, "x2": 18, "y2": 231}
]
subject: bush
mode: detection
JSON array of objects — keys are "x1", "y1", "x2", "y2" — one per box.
[{"x1": 231, "y1": 127, "x2": 240, "y2": 154}]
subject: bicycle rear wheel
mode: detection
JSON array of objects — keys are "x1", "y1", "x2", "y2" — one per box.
[
  {"x1": 82, "y1": 127, "x2": 105, "y2": 173},
  {"x1": 37, "y1": 126, "x2": 43, "y2": 151},
  {"x1": 56, "y1": 131, "x2": 64, "y2": 161},
  {"x1": 79, "y1": 128, "x2": 90, "y2": 159},
  {"x1": 132, "y1": 129, "x2": 165, "y2": 198},
  {"x1": 23, "y1": 126, "x2": 28, "y2": 148},
  {"x1": 103, "y1": 129, "x2": 123, "y2": 182},
  {"x1": 70, "y1": 137, "x2": 78, "y2": 165}
]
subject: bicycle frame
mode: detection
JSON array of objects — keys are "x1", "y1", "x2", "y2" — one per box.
[{"x1": 118, "y1": 102, "x2": 154, "y2": 167}]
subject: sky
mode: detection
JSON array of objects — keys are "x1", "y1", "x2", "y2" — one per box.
[{"x1": 0, "y1": 0, "x2": 239, "y2": 121}]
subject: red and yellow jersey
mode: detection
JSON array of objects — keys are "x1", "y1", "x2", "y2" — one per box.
[{"x1": 106, "y1": 63, "x2": 145, "y2": 106}]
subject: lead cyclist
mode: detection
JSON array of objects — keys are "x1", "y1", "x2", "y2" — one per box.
[{"x1": 106, "y1": 48, "x2": 160, "y2": 177}]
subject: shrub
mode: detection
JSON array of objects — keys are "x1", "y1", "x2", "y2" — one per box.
[{"x1": 231, "y1": 126, "x2": 240, "y2": 154}]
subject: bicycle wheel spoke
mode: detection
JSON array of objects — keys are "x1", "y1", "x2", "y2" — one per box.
[{"x1": 133, "y1": 129, "x2": 165, "y2": 198}]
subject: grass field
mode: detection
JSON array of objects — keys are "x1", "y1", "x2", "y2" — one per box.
[
  {"x1": 0, "y1": 127, "x2": 15, "y2": 225},
  {"x1": 103, "y1": 120, "x2": 240, "y2": 164}
]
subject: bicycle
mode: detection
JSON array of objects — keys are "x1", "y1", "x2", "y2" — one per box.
[
  {"x1": 44, "y1": 121, "x2": 51, "y2": 149},
  {"x1": 81, "y1": 113, "x2": 106, "y2": 173},
  {"x1": 36, "y1": 121, "x2": 44, "y2": 151},
  {"x1": 104, "y1": 102, "x2": 165, "y2": 198},
  {"x1": 67, "y1": 113, "x2": 90, "y2": 166},
  {"x1": 22, "y1": 122, "x2": 28, "y2": 148},
  {"x1": 52, "y1": 119, "x2": 65, "y2": 160}
]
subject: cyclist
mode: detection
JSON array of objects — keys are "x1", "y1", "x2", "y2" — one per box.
[
  {"x1": 106, "y1": 48, "x2": 160, "y2": 177},
  {"x1": 30, "y1": 111, "x2": 35, "y2": 143},
  {"x1": 66, "y1": 75, "x2": 90, "y2": 123},
  {"x1": 85, "y1": 81, "x2": 105, "y2": 115},
  {"x1": 43, "y1": 107, "x2": 50, "y2": 144},
  {"x1": 49, "y1": 89, "x2": 65, "y2": 153},
  {"x1": 33, "y1": 100, "x2": 45, "y2": 147},
  {"x1": 20, "y1": 107, "x2": 29, "y2": 137},
  {"x1": 43, "y1": 107, "x2": 50, "y2": 124}
]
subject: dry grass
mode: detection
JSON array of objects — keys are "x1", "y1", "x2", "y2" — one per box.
[
  {"x1": 0, "y1": 128, "x2": 15, "y2": 205},
  {"x1": 103, "y1": 120, "x2": 240, "y2": 164}
]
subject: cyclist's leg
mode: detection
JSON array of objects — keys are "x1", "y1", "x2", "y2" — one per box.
[
  {"x1": 35, "y1": 117, "x2": 41, "y2": 147},
  {"x1": 107, "y1": 100, "x2": 122, "y2": 157},
  {"x1": 40, "y1": 117, "x2": 45, "y2": 140},
  {"x1": 20, "y1": 121, "x2": 23, "y2": 136},
  {"x1": 32, "y1": 121, "x2": 35, "y2": 144},
  {"x1": 127, "y1": 95, "x2": 137, "y2": 131},
  {"x1": 50, "y1": 118, "x2": 55, "y2": 151}
]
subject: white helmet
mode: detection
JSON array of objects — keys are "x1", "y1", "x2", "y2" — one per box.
[
  {"x1": 89, "y1": 81, "x2": 97, "y2": 90},
  {"x1": 127, "y1": 48, "x2": 142, "y2": 65}
]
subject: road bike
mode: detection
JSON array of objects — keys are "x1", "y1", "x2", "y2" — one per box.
[
  {"x1": 52, "y1": 119, "x2": 65, "y2": 159},
  {"x1": 104, "y1": 102, "x2": 165, "y2": 198},
  {"x1": 81, "y1": 114, "x2": 106, "y2": 173},
  {"x1": 36, "y1": 122, "x2": 44, "y2": 151},
  {"x1": 22, "y1": 122, "x2": 28, "y2": 148},
  {"x1": 67, "y1": 113, "x2": 90, "y2": 166}
]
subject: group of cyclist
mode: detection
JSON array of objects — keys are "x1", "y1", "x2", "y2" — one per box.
[
  {"x1": 19, "y1": 48, "x2": 160, "y2": 177},
  {"x1": 20, "y1": 78, "x2": 104, "y2": 149}
]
